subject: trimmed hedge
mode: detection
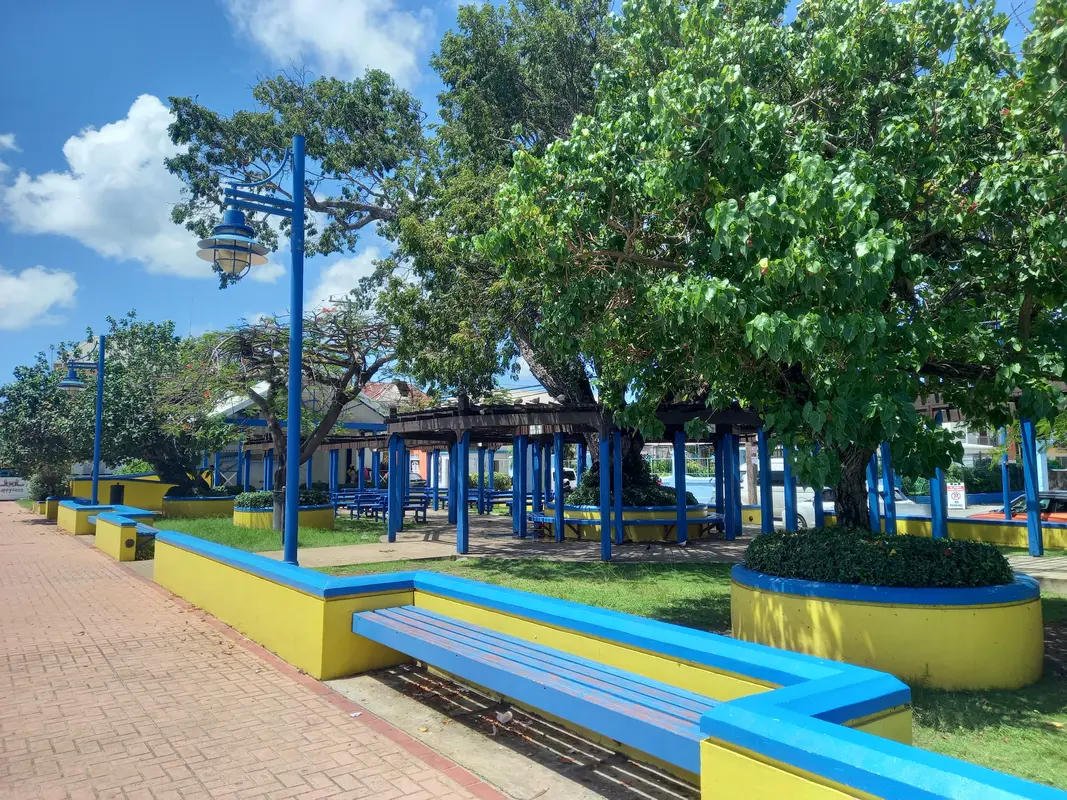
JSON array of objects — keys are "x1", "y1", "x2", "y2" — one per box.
[
  {"x1": 570, "y1": 456, "x2": 698, "y2": 507},
  {"x1": 233, "y1": 488, "x2": 330, "y2": 509},
  {"x1": 742, "y1": 526, "x2": 1014, "y2": 589}
]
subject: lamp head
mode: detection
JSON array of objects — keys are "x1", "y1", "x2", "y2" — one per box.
[
  {"x1": 195, "y1": 208, "x2": 269, "y2": 277},
  {"x1": 57, "y1": 364, "x2": 87, "y2": 395}
]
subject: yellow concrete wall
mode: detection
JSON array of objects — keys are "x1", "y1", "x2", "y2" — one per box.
[
  {"x1": 162, "y1": 497, "x2": 235, "y2": 519},
  {"x1": 57, "y1": 504, "x2": 96, "y2": 535},
  {"x1": 44, "y1": 498, "x2": 61, "y2": 521},
  {"x1": 415, "y1": 592, "x2": 772, "y2": 701},
  {"x1": 700, "y1": 738, "x2": 881, "y2": 800},
  {"x1": 233, "y1": 506, "x2": 335, "y2": 530},
  {"x1": 153, "y1": 541, "x2": 409, "y2": 679},
  {"x1": 732, "y1": 580, "x2": 1043, "y2": 690},
  {"x1": 95, "y1": 518, "x2": 137, "y2": 562},
  {"x1": 69, "y1": 478, "x2": 175, "y2": 511},
  {"x1": 742, "y1": 506, "x2": 763, "y2": 526},
  {"x1": 893, "y1": 516, "x2": 1067, "y2": 550},
  {"x1": 545, "y1": 505, "x2": 718, "y2": 542}
]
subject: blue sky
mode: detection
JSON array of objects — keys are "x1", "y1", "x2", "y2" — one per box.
[{"x1": 0, "y1": 0, "x2": 1033, "y2": 385}]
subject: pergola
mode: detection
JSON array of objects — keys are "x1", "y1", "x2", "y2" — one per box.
[{"x1": 380, "y1": 399, "x2": 766, "y2": 561}]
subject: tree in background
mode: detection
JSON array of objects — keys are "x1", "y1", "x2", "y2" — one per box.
[
  {"x1": 482, "y1": 0, "x2": 1067, "y2": 527},
  {"x1": 174, "y1": 298, "x2": 396, "y2": 531}
]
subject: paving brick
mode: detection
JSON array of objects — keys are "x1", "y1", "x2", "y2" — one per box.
[{"x1": 0, "y1": 505, "x2": 507, "y2": 800}]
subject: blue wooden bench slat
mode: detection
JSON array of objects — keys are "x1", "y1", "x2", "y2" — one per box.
[
  {"x1": 385, "y1": 606, "x2": 712, "y2": 723},
  {"x1": 353, "y1": 606, "x2": 715, "y2": 774}
]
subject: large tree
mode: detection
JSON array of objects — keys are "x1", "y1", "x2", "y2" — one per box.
[
  {"x1": 482, "y1": 0, "x2": 1067, "y2": 527},
  {"x1": 176, "y1": 299, "x2": 395, "y2": 530}
]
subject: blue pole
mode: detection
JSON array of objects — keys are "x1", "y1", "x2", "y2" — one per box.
[
  {"x1": 577, "y1": 442, "x2": 587, "y2": 488},
  {"x1": 731, "y1": 433, "x2": 743, "y2": 537},
  {"x1": 757, "y1": 428, "x2": 773, "y2": 533},
  {"x1": 930, "y1": 412, "x2": 948, "y2": 540},
  {"x1": 599, "y1": 432, "x2": 611, "y2": 560},
  {"x1": 517, "y1": 434, "x2": 528, "y2": 538},
  {"x1": 866, "y1": 454, "x2": 880, "y2": 532},
  {"x1": 1000, "y1": 429, "x2": 1011, "y2": 521},
  {"x1": 243, "y1": 448, "x2": 251, "y2": 490},
  {"x1": 213, "y1": 452, "x2": 222, "y2": 488},
  {"x1": 673, "y1": 430, "x2": 688, "y2": 545},
  {"x1": 783, "y1": 446, "x2": 798, "y2": 531},
  {"x1": 488, "y1": 449, "x2": 496, "y2": 509},
  {"x1": 371, "y1": 450, "x2": 381, "y2": 490},
  {"x1": 543, "y1": 441, "x2": 551, "y2": 508},
  {"x1": 553, "y1": 432, "x2": 565, "y2": 543},
  {"x1": 235, "y1": 443, "x2": 243, "y2": 492},
  {"x1": 387, "y1": 435, "x2": 399, "y2": 542},
  {"x1": 880, "y1": 442, "x2": 896, "y2": 534},
  {"x1": 265, "y1": 449, "x2": 273, "y2": 491},
  {"x1": 447, "y1": 443, "x2": 457, "y2": 524},
  {"x1": 457, "y1": 432, "x2": 471, "y2": 554},
  {"x1": 722, "y1": 432, "x2": 736, "y2": 539},
  {"x1": 532, "y1": 442, "x2": 543, "y2": 514},
  {"x1": 358, "y1": 449, "x2": 366, "y2": 490},
  {"x1": 510, "y1": 440, "x2": 518, "y2": 534},
  {"x1": 715, "y1": 435, "x2": 725, "y2": 516},
  {"x1": 431, "y1": 450, "x2": 439, "y2": 510},
  {"x1": 477, "y1": 447, "x2": 486, "y2": 515},
  {"x1": 304, "y1": 453, "x2": 313, "y2": 489},
  {"x1": 329, "y1": 449, "x2": 339, "y2": 496},
  {"x1": 90, "y1": 335, "x2": 105, "y2": 505},
  {"x1": 612, "y1": 429, "x2": 624, "y2": 545},
  {"x1": 282, "y1": 134, "x2": 306, "y2": 566},
  {"x1": 1021, "y1": 418, "x2": 1044, "y2": 556}
]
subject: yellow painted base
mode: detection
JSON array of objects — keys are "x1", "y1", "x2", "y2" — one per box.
[
  {"x1": 700, "y1": 738, "x2": 880, "y2": 799},
  {"x1": 153, "y1": 541, "x2": 408, "y2": 679},
  {"x1": 45, "y1": 498, "x2": 61, "y2": 521},
  {"x1": 742, "y1": 506, "x2": 762, "y2": 526},
  {"x1": 732, "y1": 580, "x2": 1043, "y2": 690},
  {"x1": 892, "y1": 516, "x2": 1067, "y2": 550},
  {"x1": 95, "y1": 518, "x2": 138, "y2": 561},
  {"x1": 233, "y1": 506, "x2": 335, "y2": 530},
  {"x1": 416, "y1": 591, "x2": 771, "y2": 701},
  {"x1": 543, "y1": 505, "x2": 719, "y2": 543},
  {"x1": 57, "y1": 505, "x2": 97, "y2": 535},
  {"x1": 69, "y1": 477, "x2": 174, "y2": 512},
  {"x1": 31, "y1": 501, "x2": 44, "y2": 514},
  {"x1": 162, "y1": 497, "x2": 235, "y2": 519}
]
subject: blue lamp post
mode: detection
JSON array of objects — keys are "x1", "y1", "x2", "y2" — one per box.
[
  {"x1": 59, "y1": 336, "x2": 106, "y2": 505},
  {"x1": 195, "y1": 135, "x2": 306, "y2": 565}
]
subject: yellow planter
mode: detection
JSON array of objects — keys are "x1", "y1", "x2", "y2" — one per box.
[
  {"x1": 162, "y1": 496, "x2": 235, "y2": 519},
  {"x1": 68, "y1": 476, "x2": 175, "y2": 512},
  {"x1": 44, "y1": 497, "x2": 63, "y2": 520},
  {"x1": 541, "y1": 504, "x2": 719, "y2": 542},
  {"x1": 233, "y1": 504, "x2": 335, "y2": 530},
  {"x1": 94, "y1": 513, "x2": 155, "y2": 562},
  {"x1": 731, "y1": 565, "x2": 1043, "y2": 690},
  {"x1": 57, "y1": 501, "x2": 156, "y2": 535}
]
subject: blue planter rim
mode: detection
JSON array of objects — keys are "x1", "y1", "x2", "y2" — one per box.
[
  {"x1": 234, "y1": 503, "x2": 333, "y2": 512},
  {"x1": 731, "y1": 565, "x2": 1039, "y2": 606}
]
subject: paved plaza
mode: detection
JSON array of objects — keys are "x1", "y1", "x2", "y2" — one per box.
[{"x1": 0, "y1": 504, "x2": 505, "y2": 800}]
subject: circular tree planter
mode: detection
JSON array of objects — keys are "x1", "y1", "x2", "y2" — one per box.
[
  {"x1": 233, "y1": 504, "x2": 335, "y2": 530},
  {"x1": 731, "y1": 565, "x2": 1043, "y2": 690},
  {"x1": 542, "y1": 503, "x2": 720, "y2": 542}
]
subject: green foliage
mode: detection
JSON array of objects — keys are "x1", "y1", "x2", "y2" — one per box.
[
  {"x1": 0, "y1": 354, "x2": 80, "y2": 476},
  {"x1": 743, "y1": 527, "x2": 1014, "y2": 588},
  {"x1": 483, "y1": 0, "x2": 1067, "y2": 527},
  {"x1": 569, "y1": 454, "x2": 698, "y2": 506},
  {"x1": 114, "y1": 459, "x2": 153, "y2": 475},
  {"x1": 234, "y1": 488, "x2": 330, "y2": 509},
  {"x1": 28, "y1": 469, "x2": 70, "y2": 502},
  {"x1": 901, "y1": 463, "x2": 1024, "y2": 496},
  {"x1": 467, "y1": 471, "x2": 513, "y2": 490}
]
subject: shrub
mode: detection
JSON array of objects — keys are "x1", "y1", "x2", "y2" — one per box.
[
  {"x1": 466, "y1": 472, "x2": 513, "y2": 490},
  {"x1": 114, "y1": 459, "x2": 153, "y2": 475},
  {"x1": 569, "y1": 456, "x2": 698, "y2": 506},
  {"x1": 233, "y1": 488, "x2": 329, "y2": 509},
  {"x1": 742, "y1": 526, "x2": 1013, "y2": 588},
  {"x1": 28, "y1": 468, "x2": 70, "y2": 501}
]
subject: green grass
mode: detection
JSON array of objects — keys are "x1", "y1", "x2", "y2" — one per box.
[
  {"x1": 161, "y1": 515, "x2": 387, "y2": 552},
  {"x1": 15, "y1": 498, "x2": 33, "y2": 510},
  {"x1": 326, "y1": 557, "x2": 1067, "y2": 788}
]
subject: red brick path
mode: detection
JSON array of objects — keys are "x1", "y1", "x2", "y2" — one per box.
[{"x1": 0, "y1": 505, "x2": 506, "y2": 800}]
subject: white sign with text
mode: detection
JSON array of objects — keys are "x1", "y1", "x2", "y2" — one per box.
[
  {"x1": 0, "y1": 478, "x2": 30, "y2": 501},
  {"x1": 946, "y1": 482, "x2": 967, "y2": 509}
]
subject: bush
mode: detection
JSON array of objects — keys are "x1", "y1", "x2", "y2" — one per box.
[
  {"x1": 742, "y1": 526, "x2": 1013, "y2": 588},
  {"x1": 114, "y1": 459, "x2": 153, "y2": 475},
  {"x1": 233, "y1": 488, "x2": 329, "y2": 509},
  {"x1": 569, "y1": 456, "x2": 698, "y2": 506},
  {"x1": 28, "y1": 469, "x2": 69, "y2": 501},
  {"x1": 467, "y1": 472, "x2": 513, "y2": 490}
]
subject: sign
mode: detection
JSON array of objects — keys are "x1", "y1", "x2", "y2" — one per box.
[
  {"x1": 0, "y1": 477, "x2": 30, "y2": 501},
  {"x1": 946, "y1": 482, "x2": 966, "y2": 509}
]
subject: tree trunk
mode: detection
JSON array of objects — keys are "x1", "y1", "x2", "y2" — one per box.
[
  {"x1": 835, "y1": 444, "x2": 875, "y2": 529},
  {"x1": 272, "y1": 463, "x2": 286, "y2": 534}
]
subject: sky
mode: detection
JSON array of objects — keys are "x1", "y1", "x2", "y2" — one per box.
[{"x1": 0, "y1": 0, "x2": 1033, "y2": 386}]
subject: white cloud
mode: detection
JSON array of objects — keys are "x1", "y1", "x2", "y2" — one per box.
[
  {"x1": 249, "y1": 260, "x2": 286, "y2": 283},
  {"x1": 222, "y1": 0, "x2": 433, "y2": 86},
  {"x1": 307, "y1": 248, "x2": 379, "y2": 309},
  {"x1": 0, "y1": 265, "x2": 77, "y2": 330},
  {"x1": 0, "y1": 134, "x2": 17, "y2": 152},
  {"x1": 1, "y1": 96, "x2": 209, "y2": 279}
]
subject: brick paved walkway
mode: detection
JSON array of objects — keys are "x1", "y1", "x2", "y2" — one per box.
[{"x1": 0, "y1": 504, "x2": 505, "y2": 800}]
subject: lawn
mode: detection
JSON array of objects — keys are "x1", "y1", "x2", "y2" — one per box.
[
  {"x1": 16, "y1": 498, "x2": 33, "y2": 510},
  {"x1": 325, "y1": 558, "x2": 1067, "y2": 789},
  {"x1": 160, "y1": 514, "x2": 387, "y2": 552}
]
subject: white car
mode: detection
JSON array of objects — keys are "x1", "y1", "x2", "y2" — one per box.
[{"x1": 773, "y1": 486, "x2": 920, "y2": 528}]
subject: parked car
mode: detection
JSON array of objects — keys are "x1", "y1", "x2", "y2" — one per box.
[
  {"x1": 772, "y1": 485, "x2": 920, "y2": 528},
  {"x1": 969, "y1": 491, "x2": 1067, "y2": 522}
]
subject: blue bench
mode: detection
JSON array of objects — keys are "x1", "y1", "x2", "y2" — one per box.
[
  {"x1": 333, "y1": 489, "x2": 386, "y2": 519},
  {"x1": 528, "y1": 512, "x2": 724, "y2": 540},
  {"x1": 353, "y1": 604, "x2": 717, "y2": 773}
]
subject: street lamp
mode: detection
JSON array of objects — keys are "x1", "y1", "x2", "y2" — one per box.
[
  {"x1": 197, "y1": 135, "x2": 306, "y2": 565},
  {"x1": 60, "y1": 336, "x2": 106, "y2": 505}
]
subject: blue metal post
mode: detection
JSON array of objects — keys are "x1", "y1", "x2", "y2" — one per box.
[
  {"x1": 487, "y1": 449, "x2": 496, "y2": 509},
  {"x1": 866, "y1": 454, "x2": 880, "y2": 532},
  {"x1": 371, "y1": 450, "x2": 381, "y2": 490},
  {"x1": 553, "y1": 432, "x2": 565, "y2": 543},
  {"x1": 599, "y1": 432, "x2": 612, "y2": 560},
  {"x1": 213, "y1": 452, "x2": 222, "y2": 488},
  {"x1": 517, "y1": 435, "x2": 529, "y2": 538},
  {"x1": 329, "y1": 449, "x2": 339, "y2": 496},
  {"x1": 90, "y1": 335, "x2": 105, "y2": 504},
  {"x1": 401, "y1": 439, "x2": 410, "y2": 506},
  {"x1": 235, "y1": 443, "x2": 243, "y2": 492},
  {"x1": 477, "y1": 447, "x2": 486, "y2": 515},
  {"x1": 612, "y1": 429, "x2": 624, "y2": 545},
  {"x1": 510, "y1": 439, "x2": 519, "y2": 534},
  {"x1": 757, "y1": 428, "x2": 773, "y2": 534},
  {"x1": 265, "y1": 449, "x2": 274, "y2": 491},
  {"x1": 305, "y1": 455, "x2": 313, "y2": 489},
  {"x1": 532, "y1": 442, "x2": 543, "y2": 514},
  {"x1": 732, "y1": 434, "x2": 743, "y2": 536},
  {"x1": 673, "y1": 430, "x2": 688, "y2": 545},
  {"x1": 577, "y1": 442, "x2": 587, "y2": 488},
  {"x1": 387, "y1": 435, "x2": 399, "y2": 542},
  {"x1": 783, "y1": 446, "x2": 798, "y2": 531},
  {"x1": 880, "y1": 442, "x2": 896, "y2": 534},
  {"x1": 721, "y1": 432, "x2": 736, "y2": 539},
  {"x1": 431, "y1": 450, "x2": 440, "y2": 510},
  {"x1": 543, "y1": 441, "x2": 552, "y2": 505},
  {"x1": 1000, "y1": 429, "x2": 1011, "y2": 521},
  {"x1": 243, "y1": 448, "x2": 251, "y2": 490},
  {"x1": 812, "y1": 479, "x2": 825, "y2": 529},
  {"x1": 448, "y1": 443, "x2": 458, "y2": 525},
  {"x1": 457, "y1": 432, "x2": 471, "y2": 554},
  {"x1": 714, "y1": 434, "x2": 725, "y2": 516},
  {"x1": 930, "y1": 412, "x2": 949, "y2": 540},
  {"x1": 1021, "y1": 418, "x2": 1044, "y2": 556},
  {"x1": 358, "y1": 449, "x2": 366, "y2": 490},
  {"x1": 282, "y1": 135, "x2": 306, "y2": 566}
]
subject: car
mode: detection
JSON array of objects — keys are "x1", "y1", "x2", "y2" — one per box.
[
  {"x1": 968, "y1": 491, "x2": 1067, "y2": 522},
  {"x1": 772, "y1": 486, "x2": 920, "y2": 528}
]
